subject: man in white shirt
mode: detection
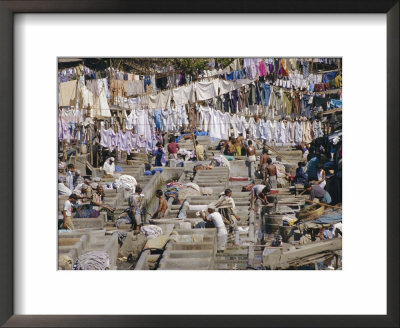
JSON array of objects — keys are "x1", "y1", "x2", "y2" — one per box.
[
  {"x1": 58, "y1": 177, "x2": 72, "y2": 196},
  {"x1": 103, "y1": 157, "x2": 115, "y2": 176},
  {"x1": 200, "y1": 206, "x2": 227, "y2": 253}
]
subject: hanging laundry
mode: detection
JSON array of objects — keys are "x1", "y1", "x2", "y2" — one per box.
[
  {"x1": 248, "y1": 83, "x2": 256, "y2": 105},
  {"x1": 231, "y1": 90, "x2": 241, "y2": 113},
  {"x1": 312, "y1": 120, "x2": 324, "y2": 139},
  {"x1": 268, "y1": 120, "x2": 278, "y2": 142},
  {"x1": 153, "y1": 109, "x2": 162, "y2": 130},
  {"x1": 243, "y1": 58, "x2": 258, "y2": 80},
  {"x1": 302, "y1": 120, "x2": 312, "y2": 144},
  {"x1": 258, "y1": 60, "x2": 268, "y2": 77},
  {"x1": 313, "y1": 95, "x2": 329, "y2": 110},
  {"x1": 195, "y1": 80, "x2": 217, "y2": 101},
  {"x1": 79, "y1": 85, "x2": 94, "y2": 110},
  {"x1": 260, "y1": 83, "x2": 271, "y2": 107},
  {"x1": 286, "y1": 120, "x2": 296, "y2": 145},
  {"x1": 223, "y1": 93, "x2": 232, "y2": 113},
  {"x1": 294, "y1": 120, "x2": 303, "y2": 144},
  {"x1": 125, "y1": 109, "x2": 137, "y2": 130},
  {"x1": 260, "y1": 119, "x2": 271, "y2": 142},
  {"x1": 282, "y1": 92, "x2": 292, "y2": 114},
  {"x1": 59, "y1": 80, "x2": 78, "y2": 107},
  {"x1": 199, "y1": 106, "x2": 211, "y2": 132},
  {"x1": 225, "y1": 72, "x2": 234, "y2": 80},
  {"x1": 292, "y1": 93, "x2": 301, "y2": 115},
  {"x1": 172, "y1": 84, "x2": 195, "y2": 105},
  {"x1": 136, "y1": 109, "x2": 152, "y2": 141},
  {"x1": 176, "y1": 104, "x2": 189, "y2": 127},
  {"x1": 330, "y1": 99, "x2": 342, "y2": 109},
  {"x1": 239, "y1": 87, "x2": 249, "y2": 110},
  {"x1": 208, "y1": 108, "x2": 223, "y2": 140},
  {"x1": 322, "y1": 71, "x2": 338, "y2": 83},
  {"x1": 219, "y1": 80, "x2": 234, "y2": 95},
  {"x1": 146, "y1": 90, "x2": 172, "y2": 109},
  {"x1": 100, "y1": 127, "x2": 117, "y2": 150},
  {"x1": 278, "y1": 121, "x2": 288, "y2": 144},
  {"x1": 218, "y1": 111, "x2": 230, "y2": 140}
]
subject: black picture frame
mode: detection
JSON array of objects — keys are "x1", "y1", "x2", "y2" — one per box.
[{"x1": 0, "y1": 1, "x2": 398, "y2": 327}]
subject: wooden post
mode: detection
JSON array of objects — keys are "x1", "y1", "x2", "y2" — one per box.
[
  {"x1": 89, "y1": 139, "x2": 93, "y2": 166},
  {"x1": 305, "y1": 199, "x2": 342, "y2": 210},
  {"x1": 192, "y1": 130, "x2": 198, "y2": 160}
]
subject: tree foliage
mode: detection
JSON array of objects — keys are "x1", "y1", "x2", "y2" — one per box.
[{"x1": 58, "y1": 57, "x2": 236, "y2": 77}]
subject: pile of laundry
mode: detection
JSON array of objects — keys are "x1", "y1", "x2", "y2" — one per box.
[
  {"x1": 177, "y1": 148, "x2": 195, "y2": 161},
  {"x1": 112, "y1": 174, "x2": 137, "y2": 193},
  {"x1": 193, "y1": 164, "x2": 213, "y2": 173},
  {"x1": 164, "y1": 182, "x2": 213, "y2": 204},
  {"x1": 144, "y1": 167, "x2": 163, "y2": 176},
  {"x1": 164, "y1": 181, "x2": 182, "y2": 202},
  {"x1": 211, "y1": 155, "x2": 230, "y2": 168},
  {"x1": 274, "y1": 162, "x2": 289, "y2": 187},
  {"x1": 140, "y1": 225, "x2": 163, "y2": 240},
  {"x1": 73, "y1": 251, "x2": 110, "y2": 270}
]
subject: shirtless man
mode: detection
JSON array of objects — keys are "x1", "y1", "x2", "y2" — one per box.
[
  {"x1": 245, "y1": 140, "x2": 257, "y2": 179},
  {"x1": 223, "y1": 137, "x2": 235, "y2": 156},
  {"x1": 233, "y1": 133, "x2": 244, "y2": 156},
  {"x1": 259, "y1": 149, "x2": 269, "y2": 181},
  {"x1": 265, "y1": 158, "x2": 278, "y2": 189},
  {"x1": 151, "y1": 190, "x2": 168, "y2": 219}
]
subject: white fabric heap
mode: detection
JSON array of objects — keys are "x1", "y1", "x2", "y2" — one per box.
[
  {"x1": 114, "y1": 175, "x2": 137, "y2": 193},
  {"x1": 140, "y1": 225, "x2": 163, "y2": 240},
  {"x1": 185, "y1": 182, "x2": 200, "y2": 192},
  {"x1": 212, "y1": 155, "x2": 230, "y2": 169},
  {"x1": 73, "y1": 251, "x2": 110, "y2": 270}
]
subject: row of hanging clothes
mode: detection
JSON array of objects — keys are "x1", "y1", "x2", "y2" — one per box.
[
  {"x1": 59, "y1": 108, "x2": 99, "y2": 145},
  {"x1": 198, "y1": 105, "x2": 324, "y2": 145},
  {"x1": 99, "y1": 127, "x2": 159, "y2": 154}
]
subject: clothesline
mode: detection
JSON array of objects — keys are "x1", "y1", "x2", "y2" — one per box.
[{"x1": 59, "y1": 58, "x2": 341, "y2": 111}]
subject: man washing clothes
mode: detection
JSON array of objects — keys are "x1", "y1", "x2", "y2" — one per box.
[
  {"x1": 304, "y1": 183, "x2": 332, "y2": 204},
  {"x1": 250, "y1": 184, "x2": 271, "y2": 210},
  {"x1": 200, "y1": 206, "x2": 228, "y2": 253},
  {"x1": 212, "y1": 189, "x2": 241, "y2": 246}
]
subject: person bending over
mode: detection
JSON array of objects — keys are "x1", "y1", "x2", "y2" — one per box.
[
  {"x1": 151, "y1": 189, "x2": 168, "y2": 219},
  {"x1": 304, "y1": 182, "x2": 332, "y2": 204},
  {"x1": 200, "y1": 206, "x2": 228, "y2": 253}
]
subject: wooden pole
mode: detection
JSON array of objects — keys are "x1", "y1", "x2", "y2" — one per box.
[
  {"x1": 253, "y1": 139, "x2": 289, "y2": 161},
  {"x1": 192, "y1": 130, "x2": 198, "y2": 160},
  {"x1": 305, "y1": 199, "x2": 342, "y2": 209}
]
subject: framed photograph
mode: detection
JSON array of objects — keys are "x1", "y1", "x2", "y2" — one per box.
[{"x1": 0, "y1": 1, "x2": 398, "y2": 327}]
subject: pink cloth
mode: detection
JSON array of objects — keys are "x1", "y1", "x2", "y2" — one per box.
[{"x1": 258, "y1": 61, "x2": 267, "y2": 77}]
